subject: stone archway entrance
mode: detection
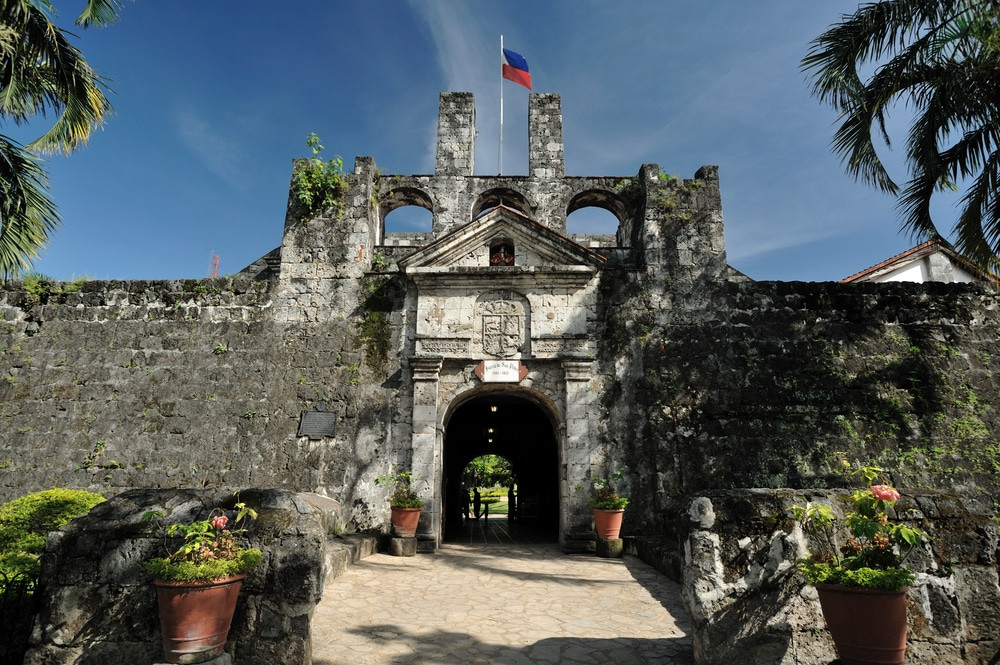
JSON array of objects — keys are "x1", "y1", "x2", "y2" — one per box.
[{"x1": 441, "y1": 392, "x2": 560, "y2": 542}]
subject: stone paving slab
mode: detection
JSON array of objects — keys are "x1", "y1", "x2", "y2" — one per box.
[{"x1": 311, "y1": 543, "x2": 694, "y2": 665}]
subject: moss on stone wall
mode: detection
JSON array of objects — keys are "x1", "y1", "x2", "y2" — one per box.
[
  {"x1": 357, "y1": 271, "x2": 398, "y2": 374},
  {"x1": 600, "y1": 278, "x2": 1000, "y2": 534}
]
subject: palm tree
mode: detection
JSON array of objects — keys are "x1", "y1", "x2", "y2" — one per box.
[
  {"x1": 0, "y1": 0, "x2": 123, "y2": 277},
  {"x1": 803, "y1": 1, "x2": 1000, "y2": 272}
]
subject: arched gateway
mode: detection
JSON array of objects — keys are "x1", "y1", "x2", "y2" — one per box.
[
  {"x1": 271, "y1": 91, "x2": 728, "y2": 548},
  {"x1": 442, "y1": 390, "x2": 560, "y2": 540},
  {"x1": 397, "y1": 200, "x2": 607, "y2": 548}
]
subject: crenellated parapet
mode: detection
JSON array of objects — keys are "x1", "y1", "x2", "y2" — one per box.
[{"x1": 275, "y1": 91, "x2": 727, "y2": 319}]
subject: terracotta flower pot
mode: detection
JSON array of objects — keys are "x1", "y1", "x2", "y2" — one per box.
[
  {"x1": 390, "y1": 506, "x2": 422, "y2": 538},
  {"x1": 816, "y1": 584, "x2": 908, "y2": 665},
  {"x1": 153, "y1": 574, "x2": 245, "y2": 664},
  {"x1": 593, "y1": 508, "x2": 625, "y2": 540}
]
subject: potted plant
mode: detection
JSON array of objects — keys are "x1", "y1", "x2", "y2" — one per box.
[
  {"x1": 792, "y1": 457, "x2": 927, "y2": 665},
  {"x1": 579, "y1": 467, "x2": 629, "y2": 540},
  {"x1": 376, "y1": 469, "x2": 424, "y2": 538},
  {"x1": 143, "y1": 501, "x2": 263, "y2": 664}
]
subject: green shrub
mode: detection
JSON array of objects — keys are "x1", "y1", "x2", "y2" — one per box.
[
  {"x1": 0, "y1": 488, "x2": 105, "y2": 578},
  {"x1": 291, "y1": 133, "x2": 347, "y2": 220}
]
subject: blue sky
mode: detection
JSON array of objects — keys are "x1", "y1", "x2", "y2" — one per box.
[{"x1": 11, "y1": 1, "x2": 956, "y2": 282}]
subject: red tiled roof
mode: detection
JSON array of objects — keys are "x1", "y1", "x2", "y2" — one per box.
[
  {"x1": 841, "y1": 238, "x2": 997, "y2": 286},
  {"x1": 840, "y1": 240, "x2": 940, "y2": 283}
]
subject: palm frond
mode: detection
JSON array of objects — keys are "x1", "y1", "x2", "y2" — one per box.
[
  {"x1": 0, "y1": 0, "x2": 114, "y2": 153},
  {"x1": 805, "y1": 0, "x2": 1000, "y2": 272},
  {"x1": 75, "y1": 0, "x2": 125, "y2": 28},
  {"x1": 0, "y1": 134, "x2": 59, "y2": 278},
  {"x1": 954, "y1": 149, "x2": 1000, "y2": 270}
]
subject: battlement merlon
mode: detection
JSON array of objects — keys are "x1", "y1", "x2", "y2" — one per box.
[
  {"x1": 436, "y1": 92, "x2": 476, "y2": 176},
  {"x1": 433, "y1": 92, "x2": 566, "y2": 179},
  {"x1": 529, "y1": 93, "x2": 564, "y2": 179}
]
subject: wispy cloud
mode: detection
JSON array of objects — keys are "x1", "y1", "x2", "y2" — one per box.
[
  {"x1": 407, "y1": 0, "x2": 490, "y2": 92},
  {"x1": 726, "y1": 219, "x2": 845, "y2": 263},
  {"x1": 403, "y1": 1, "x2": 527, "y2": 174},
  {"x1": 173, "y1": 108, "x2": 251, "y2": 191}
]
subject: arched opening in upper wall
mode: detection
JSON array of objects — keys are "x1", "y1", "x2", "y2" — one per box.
[
  {"x1": 384, "y1": 206, "x2": 433, "y2": 234},
  {"x1": 566, "y1": 190, "x2": 626, "y2": 238},
  {"x1": 381, "y1": 187, "x2": 434, "y2": 236},
  {"x1": 472, "y1": 188, "x2": 532, "y2": 220}
]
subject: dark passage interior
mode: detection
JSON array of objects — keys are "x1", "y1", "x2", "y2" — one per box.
[{"x1": 442, "y1": 393, "x2": 559, "y2": 543}]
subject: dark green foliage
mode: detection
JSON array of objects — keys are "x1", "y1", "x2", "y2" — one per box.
[
  {"x1": 357, "y1": 272, "x2": 397, "y2": 371},
  {"x1": 793, "y1": 460, "x2": 926, "y2": 591},
  {"x1": 143, "y1": 501, "x2": 263, "y2": 581},
  {"x1": 142, "y1": 548, "x2": 262, "y2": 582},
  {"x1": 804, "y1": 0, "x2": 1000, "y2": 272},
  {"x1": 463, "y1": 454, "x2": 513, "y2": 490},
  {"x1": 578, "y1": 467, "x2": 630, "y2": 510},
  {"x1": 20, "y1": 273, "x2": 88, "y2": 306},
  {"x1": 376, "y1": 469, "x2": 423, "y2": 508},
  {"x1": 797, "y1": 559, "x2": 914, "y2": 591}
]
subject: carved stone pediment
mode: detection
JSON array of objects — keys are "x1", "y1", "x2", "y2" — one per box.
[
  {"x1": 403, "y1": 206, "x2": 603, "y2": 360},
  {"x1": 398, "y1": 205, "x2": 605, "y2": 288}
]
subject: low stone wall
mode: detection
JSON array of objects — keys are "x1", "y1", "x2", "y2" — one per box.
[
  {"x1": 24, "y1": 488, "x2": 376, "y2": 665},
  {"x1": 680, "y1": 489, "x2": 1000, "y2": 665}
]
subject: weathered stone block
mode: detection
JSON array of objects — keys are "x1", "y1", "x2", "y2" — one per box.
[
  {"x1": 389, "y1": 536, "x2": 417, "y2": 557},
  {"x1": 954, "y1": 566, "x2": 1000, "y2": 642},
  {"x1": 595, "y1": 538, "x2": 623, "y2": 558}
]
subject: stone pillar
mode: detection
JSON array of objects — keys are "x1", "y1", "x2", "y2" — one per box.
[
  {"x1": 529, "y1": 93, "x2": 564, "y2": 179},
  {"x1": 435, "y1": 92, "x2": 475, "y2": 176},
  {"x1": 409, "y1": 357, "x2": 443, "y2": 549},
  {"x1": 562, "y1": 359, "x2": 594, "y2": 549}
]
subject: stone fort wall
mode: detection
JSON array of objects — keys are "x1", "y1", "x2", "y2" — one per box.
[
  {"x1": 598, "y1": 277, "x2": 1000, "y2": 537},
  {"x1": 2, "y1": 275, "x2": 997, "y2": 532},
  {"x1": 1, "y1": 91, "x2": 998, "y2": 540},
  {"x1": 0, "y1": 277, "x2": 408, "y2": 532}
]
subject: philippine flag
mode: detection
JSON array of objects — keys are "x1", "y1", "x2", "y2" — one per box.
[{"x1": 502, "y1": 48, "x2": 531, "y2": 90}]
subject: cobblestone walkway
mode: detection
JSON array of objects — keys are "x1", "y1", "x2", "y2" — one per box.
[{"x1": 311, "y1": 543, "x2": 694, "y2": 665}]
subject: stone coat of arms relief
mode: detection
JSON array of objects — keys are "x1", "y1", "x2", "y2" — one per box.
[{"x1": 477, "y1": 293, "x2": 527, "y2": 357}]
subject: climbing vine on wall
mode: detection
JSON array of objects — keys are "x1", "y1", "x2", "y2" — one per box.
[{"x1": 357, "y1": 253, "x2": 397, "y2": 372}]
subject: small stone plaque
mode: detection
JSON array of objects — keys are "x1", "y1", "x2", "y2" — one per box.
[{"x1": 298, "y1": 411, "x2": 337, "y2": 439}]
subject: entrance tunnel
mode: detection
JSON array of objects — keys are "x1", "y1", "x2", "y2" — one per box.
[{"x1": 442, "y1": 392, "x2": 560, "y2": 541}]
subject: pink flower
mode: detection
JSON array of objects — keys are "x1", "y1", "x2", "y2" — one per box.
[
  {"x1": 870, "y1": 484, "x2": 900, "y2": 502},
  {"x1": 211, "y1": 515, "x2": 229, "y2": 530}
]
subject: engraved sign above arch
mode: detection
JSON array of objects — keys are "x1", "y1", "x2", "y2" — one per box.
[{"x1": 476, "y1": 291, "x2": 530, "y2": 358}]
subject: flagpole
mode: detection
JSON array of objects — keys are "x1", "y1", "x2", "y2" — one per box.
[{"x1": 499, "y1": 34, "x2": 504, "y2": 176}]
